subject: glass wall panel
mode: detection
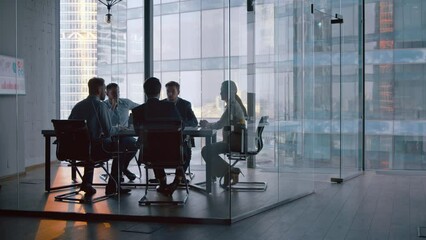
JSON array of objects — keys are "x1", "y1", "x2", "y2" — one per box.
[
  {"x1": 97, "y1": 0, "x2": 126, "y2": 213},
  {"x1": 309, "y1": 0, "x2": 363, "y2": 181},
  {"x1": 127, "y1": 18, "x2": 144, "y2": 63},
  {"x1": 181, "y1": 12, "x2": 201, "y2": 59},
  {"x1": 248, "y1": 0, "x2": 281, "y2": 210},
  {"x1": 364, "y1": 0, "x2": 426, "y2": 170},
  {"x1": 332, "y1": 0, "x2": 363, "y2": 178},
  {"x1": 0, "y1": 0, "x2": 20, "y2": 211},
  {"x1": 1, "y1": 0, "x2": 59, "y2": 216},
  {"x1": 279, "y1": 0, "x2": 317, "y2": 201},
  {"x1": 9, "y1": 0, "x2": 426, "y2": 223},
  {"x1": 97, "y1": 0, "x2": 145, "y2": 214},
  {"x1": 202, "y1": 9, "x2": 224, "y2": 58},
  {"x1": 0, "y1": 0, "x2": 373, "y2": 222},
  {"x1": 161, "y1": 14, "x2": 179, "y2": 60},
  {"x1": 312, "y1": 4, "x2": 334, "y2": 180}
]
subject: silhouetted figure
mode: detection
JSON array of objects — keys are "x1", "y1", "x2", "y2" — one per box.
[
  {"x1": 104, "y1": 83, "x2": 139, "y2": 181},
  {"x1": 69, "y1": 77, "x2": 133, "y2": 195},
  {"x1": 200, "y1": 81, "x2": 247, "y2": 187},
  {"x1": 163, "y1": 81, "x2": 198, "y2": 174},
  {"x1": 132, "y1": 77, "x2": 184, "y2": 196}
]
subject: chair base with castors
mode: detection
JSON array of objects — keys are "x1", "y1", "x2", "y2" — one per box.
[
  {"x1": 52, "y1": 119, "x2": 119, "y2": 204},
  {"x1": 137, "y1": 120, "x2": 191, "y2": 206},
  {"x1": 223, "y1": 116, "x2": 269, "y2": 192},
  {"x1": 139, "y1": 168, "x2": 189, "y2": 206}
]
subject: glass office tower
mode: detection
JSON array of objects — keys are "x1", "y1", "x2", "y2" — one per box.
[
  {"x1": 364, "y1": 0, "x2": 426, "y2": 170},
  {"x1": 60, "y1": 0, "x2": 98, "y2": 119}
]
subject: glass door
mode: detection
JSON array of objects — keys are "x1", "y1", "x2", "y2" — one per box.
[
  {"x1": 332, "y1": 0, "x2": 363, "y2": 180},
  {"x1": 312, "y1": 2, "x2": 363, "y2": 183},
  {"x1": 311, "y1": 5, "x2": 334, "y2": 182}
]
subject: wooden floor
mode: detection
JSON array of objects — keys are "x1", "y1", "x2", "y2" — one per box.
[
  {"x1": 1, "y1": 168, "x2": 426, "y2": 239},
  {"x1": 0, "y1": 161, "x2": 316, "y2": 221}
]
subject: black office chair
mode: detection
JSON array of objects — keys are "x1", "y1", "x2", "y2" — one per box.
[
  {"x1": 128, "y1": 113, "x2": 143, "y2": 180},
  {"x1": 164, "y1": 135, "x2": 195, "y2": 181},
  {"x1": 99, "y1": 113, "x2": 142, "y2": 183},
  {"x1": 52, "y1": 119, "x2": 117, "y2": 203},
  {"x1": 223, "y1": 116, "x2": 269, "y2": 191},
  {"x1": 138, "y1": 120, "x2": 189, "y2": 205},
  {"x1": 99, "y1": 140, "x2": 141, "y2": 183}
]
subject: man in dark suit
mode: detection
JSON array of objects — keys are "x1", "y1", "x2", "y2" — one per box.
[
  {"x1": 163, "y1": 81, "x2": 198, "y2": 174},
  {"x1": 132, "y1": 77, "x2": 183, "y2": 196}
]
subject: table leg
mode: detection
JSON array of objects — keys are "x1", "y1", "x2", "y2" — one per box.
[
  {"x1": 71, "y1": 161, "x2": 77, "y2": 182},
  {"x1": 189, "y1": 133, "x2": 216, "y2": 194},
  {"x1": 205, "y1": 136, "x2": 212, "y2": 193},
  {"x1": 45, "y1": 136, "x2": 51, "y2": 192}
]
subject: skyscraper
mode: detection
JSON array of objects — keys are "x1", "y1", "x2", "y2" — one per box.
[{"x1": 60, "y1": 0, "x2": 98, "y2": 119}]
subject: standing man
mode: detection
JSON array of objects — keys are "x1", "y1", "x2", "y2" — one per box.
[
  {"x1": 69, "y1": 77, "x2": 131, "y2": 195},
  {"x1": 163, "y1": 81, "x2": 198, "y2": 174},
  {"x1": 104, "y1": 83, "x2": 139, "y2": 181},
  {"x1": 132, "y1": 77, "x2": 183, "y2": 196}
]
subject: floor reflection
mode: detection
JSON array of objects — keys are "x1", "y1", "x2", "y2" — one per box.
[{"x1": 0, "y1": 159, "x2": 343, "y2": 221}]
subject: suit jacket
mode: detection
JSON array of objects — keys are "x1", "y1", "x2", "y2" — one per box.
[
  {"x1": 132, "y1": 98, "x2": 182, "y2": 136},
  {"x1": 162, "y1": 97, "x2": 198, "y2": 127}
]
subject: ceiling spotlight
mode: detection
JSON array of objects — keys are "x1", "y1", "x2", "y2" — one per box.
[{"x1": 98, "y1": 0, "x2": 122, "y2": 24}]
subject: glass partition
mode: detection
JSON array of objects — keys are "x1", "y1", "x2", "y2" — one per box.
[
  {"x1": 98, "y1": 0, "x2": 127, "y2": 214},
  {"x1": 311, "y1": 4, "x2": 335, "y2": 181},
  {"x1": 226, "y1": 0, "x2": 318, "y2": 219},
  {"x1": 1, "y1": 0, "x2": 60, "y2": 215},
  {"x1": 332, "y1": 0, "x2": 363, "y2": 179},
  {"x1": 364, "y1": 0, "x2": 426, "y2": 170},
  {"x1": 0, "y1": 0, "x2": 368, "y2": 223},
  {"x1": 310, "y1": 0, "x2": 363, "y2": 182},
  {"x1": 0, "y1": 0, "x2": 20, "y2": 211},
  {"x1": 279, "y1": 0, "x2": 317, "y2": 201}
]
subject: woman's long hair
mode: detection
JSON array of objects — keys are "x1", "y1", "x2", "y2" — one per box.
[
  {"x1": 221, "y1": 81, "x2": 248, "y2": 119},
  {"x1": 235, "y1": 94, "x2": 248, "y2": 118}
]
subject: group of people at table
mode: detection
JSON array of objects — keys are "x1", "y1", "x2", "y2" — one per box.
[{"x1": 69, "y1": 76, "x2": 246, "y2": 197}]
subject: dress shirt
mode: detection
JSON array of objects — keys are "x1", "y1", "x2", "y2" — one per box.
[
  {"x1": 104, "y1": 98, "x2": 139, "y2": 127},
  {"x1": 69, "y1": 95, "x2": 117, "y2": 141}
]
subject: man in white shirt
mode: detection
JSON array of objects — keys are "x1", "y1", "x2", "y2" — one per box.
[{"x1": 104, "y1": 83, "x2": 139, "y2": 181}]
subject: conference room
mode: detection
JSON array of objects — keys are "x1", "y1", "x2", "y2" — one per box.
[{"x1": 0, "y1": 0, "x2": 366, "y2": 224}]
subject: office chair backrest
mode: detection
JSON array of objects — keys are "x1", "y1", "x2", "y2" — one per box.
[
  {"x1": 229, "y1": 116, "x2": 268, "y2": 155},
  {"x1": 228, "y1": 123, "x2": 247, "y2": 153},
  {"x1": 253, "y1": 116, "x2": 268, "y2": 155},
  {"x1": 52, "y1": 119, "x2": 91, "y2": 162},
  {"x1": 139, "y1": 120, "x2": 184, "y2": 168}
]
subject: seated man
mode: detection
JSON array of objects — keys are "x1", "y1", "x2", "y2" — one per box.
[
  {"x1": 163, "y1": 81, "x2": 198, "y2": 175},
  {"x1": 104, "y1": 83, "x2": 139, "y2": 181},
  {"x1": 132, "y1": 77, "x2": 183, "y2": 196},
  {"x1": 69, "y1": 77, "x2": 132, "y2": 195}
]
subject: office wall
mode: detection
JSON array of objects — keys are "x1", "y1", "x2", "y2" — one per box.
[{"x1": 0, "y1": 0, "x2": 58, "y2": 178}]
